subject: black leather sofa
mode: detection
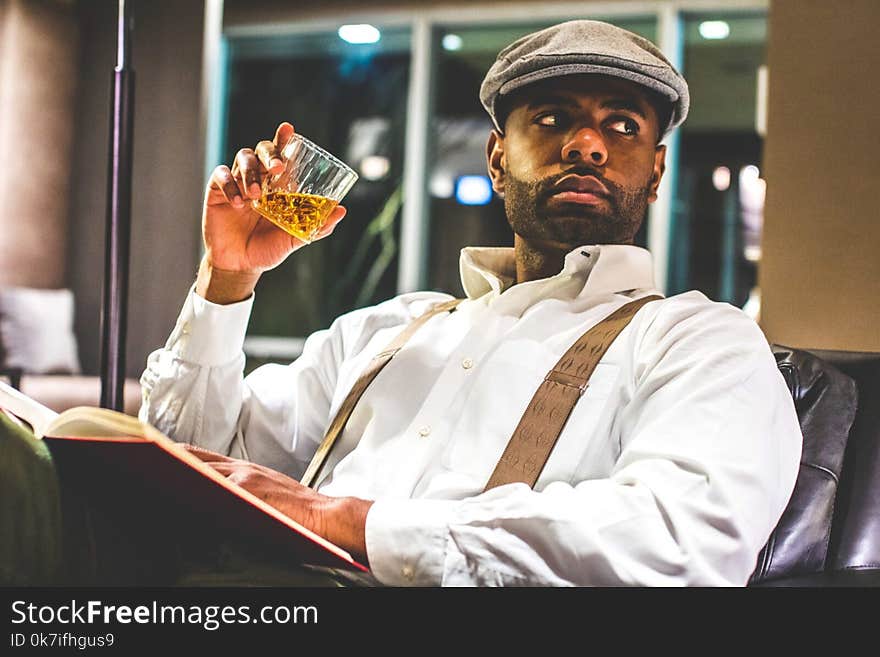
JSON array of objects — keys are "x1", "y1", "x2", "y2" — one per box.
[
  {"x1": 3, "y1": 344, "x2": 876, "y2": 586},
  {"x1": 749, "y1": 346, "x2": 880, "y2": 586}
]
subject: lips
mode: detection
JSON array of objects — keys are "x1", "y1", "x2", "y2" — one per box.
[
  {"x1": 552, "y1": 175, "x2": 609, "y2": 196},
  {"x1": 548, "y1": 175, "x2": 609, "y2": 206}
]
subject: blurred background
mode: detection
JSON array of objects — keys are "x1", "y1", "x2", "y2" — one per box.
[{"x1": 0, "y1": 0, "x2": 877, "y2": 389}]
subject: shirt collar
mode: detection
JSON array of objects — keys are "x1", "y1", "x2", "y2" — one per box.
[{"x1": 459, "y1": 244, "x2": 657, "y2": 305}]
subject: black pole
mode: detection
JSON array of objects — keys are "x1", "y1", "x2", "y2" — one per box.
[{"x1": 100, "y1": 0, "x2": 135, "y2": 411}]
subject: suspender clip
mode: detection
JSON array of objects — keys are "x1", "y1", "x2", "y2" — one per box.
[{"x1": 544, "y1": 370, "x2": 589, "y2": 395}]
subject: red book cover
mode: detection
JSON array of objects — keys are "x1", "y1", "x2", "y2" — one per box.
[{"x1": 1, "y1": 382, "x2": 367, "y2": 574}]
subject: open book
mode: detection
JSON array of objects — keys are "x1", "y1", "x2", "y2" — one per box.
[{"x1": 0, "y1": 381, "x2": 366, "y2": 573}]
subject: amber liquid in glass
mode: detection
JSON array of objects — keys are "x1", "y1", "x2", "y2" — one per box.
[{"x1": 252, "y1": 191, "x2": 339, "y2": 242}]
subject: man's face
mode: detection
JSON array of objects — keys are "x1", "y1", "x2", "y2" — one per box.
[{"x1": 487, "y1": 74, "x2": 667, "y2": 249}]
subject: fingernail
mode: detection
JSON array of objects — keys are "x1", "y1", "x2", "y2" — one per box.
[
  {"x1": 270, "y1": 158, "x2": 283, "y2": 170},
  {"x1": 249, "y1": 183, "x2": 261, "y2": 197},
  {"x1": 233, "y1": 196, "x2": 243, "y2": 207}
]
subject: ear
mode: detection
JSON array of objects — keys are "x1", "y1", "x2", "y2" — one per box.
[
  {"x1": 647, "y1": 144, "x2": 667, "y2": 204},
  {"x1": 486, "y1": 130, "x2": 506, "y2": 197}
]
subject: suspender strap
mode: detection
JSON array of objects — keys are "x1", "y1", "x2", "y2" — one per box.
[
  {"x1": 484, "y1": 294, "x2": 663, "y2": 492},
  {"x1": 301, "y1": 298, "x2": 462, "y2": 488}
]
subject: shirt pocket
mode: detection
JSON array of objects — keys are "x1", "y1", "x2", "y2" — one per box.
[
  {"x1": 441, "y1": 339, "x2": 559, "y2": 482},
  {"x1": 543, "y1": 362, "x2": 623, "y2": 485},
  {"x1": 442, "y1": 338, "x2": 622, "y2": 488}
]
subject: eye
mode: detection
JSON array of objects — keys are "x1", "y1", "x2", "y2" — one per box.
[
  {"x1": 534, "y1": 112, "x2": 565, "y2": 128},
  {"x1": 607, "y1": 117, "x2": 640, "y2": 136}
]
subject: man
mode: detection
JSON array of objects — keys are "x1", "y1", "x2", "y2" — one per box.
[{"x1": 140, "y1": 20, "x2": 802, "y2": 586}]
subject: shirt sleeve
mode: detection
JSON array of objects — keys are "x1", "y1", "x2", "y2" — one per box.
[
  {"x1": 138, "y1": 287, "x2": 341, "y2": 479},
  {"x1": 364, "y1": 297, "x2": 803, "y2": 586},
  {"x1": 139, "y1": 287, "x2": 450, "y2": 481}
]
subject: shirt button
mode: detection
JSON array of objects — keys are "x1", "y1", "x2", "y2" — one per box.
[
  {"x1": 402, "y1": 565, "x2": 414, "y2": 580},
  {"x1": 418, "y1": 426, "x2": 431, "y2": 437},
  {"x1": 461, "y1": 358, "x2": 474, "y2": 370}
]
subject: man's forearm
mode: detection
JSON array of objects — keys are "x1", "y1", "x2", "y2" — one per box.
[{"x1": 195, "y1": 256, "x2": 261, "y2": 305}]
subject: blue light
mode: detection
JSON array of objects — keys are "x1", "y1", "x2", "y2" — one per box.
[{"x1": 455, "y1": 176, "x2": 493, "y2": 205}]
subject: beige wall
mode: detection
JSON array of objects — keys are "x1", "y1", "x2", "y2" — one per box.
[
  {"x1": 0, "y1": 0, "x2": 78, "y2": 288},
  {"x1": 759, "y1": 0, "x2": 880, "y2": 352}
]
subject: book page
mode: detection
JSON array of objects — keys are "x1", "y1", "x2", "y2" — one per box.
[
  {"x1": 0, "y1": 380, "x2": 58, "y2": 437},
  {"x1": 44, "y1": 406, "x2": 153, "y2": 440},
  {"x1": 0, "y1": 381, "x2": 165, "y2": 442}
]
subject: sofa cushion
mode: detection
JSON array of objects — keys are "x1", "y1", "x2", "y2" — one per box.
[
  {"x1": 0, "y1": 287, "x2": 81, "y2": 375},
  {"x1": 810, "y1": 350, "x2": 880, "y2": 572},
  {"x1": 19, "y1": 375, "x2": 142, "y2": 417},
  {"x1": 749, "y1": 346, "x2": 858, "y2": 584}
]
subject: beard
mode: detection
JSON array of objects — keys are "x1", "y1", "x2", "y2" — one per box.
[{"x1": 503, "y1": 166, "x2": 651, "y2": 247}]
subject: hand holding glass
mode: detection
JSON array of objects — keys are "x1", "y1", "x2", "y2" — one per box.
[{"x1": 252, "y1": 133, "x2": 358, "y2": 243}]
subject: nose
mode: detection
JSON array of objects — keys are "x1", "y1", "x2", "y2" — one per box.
[{"x1": 561, "y1": 128, "x2": 608, "y2": 167}]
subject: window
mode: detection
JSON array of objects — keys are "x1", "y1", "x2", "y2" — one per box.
[
  {"x1": 222, "y1": 28, "x2": 411, "y2": 367},
  {"x1": 210, "y1": 3, "x2": 770, "y2": 365},
  {"x1": 667, "y1": 12, "x2": 768, "y2": 314}
]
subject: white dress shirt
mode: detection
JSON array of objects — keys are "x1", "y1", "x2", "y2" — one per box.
[{"x1": 140, "y1": 244, "x2": 802, "y2": 586}]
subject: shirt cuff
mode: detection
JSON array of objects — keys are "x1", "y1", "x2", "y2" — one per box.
[
  {"x1": 165, "y1": 286, "x2": 254, "y2": 367},
  {"x1": 365, "y1": 498, "x2": 457, "y2": 586}
]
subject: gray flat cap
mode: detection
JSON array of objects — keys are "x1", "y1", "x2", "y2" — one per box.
[{"x1": 479, "y1": 20, "x2": 689, "y2": 138}]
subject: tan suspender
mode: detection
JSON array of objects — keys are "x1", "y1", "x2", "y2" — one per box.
[
  {"x1": 300, "y1": 298, "x2": 463, "y2": 488},
  {"x1": 483, "y1": 294, "x2": 662, "y2": 490},
  {"x1": 301, "y1": 294, "x2": 661, "y2": 490}
]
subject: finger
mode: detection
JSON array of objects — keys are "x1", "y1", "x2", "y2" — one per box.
[
  {"x1": 274, "y1": 121, "x2": 295, "y2": 151},
  {"x1": 234, "y1": 148, "x2": 263, "y2": 199},
  {"x1": 272, "y1": 122, "x2": 295, "y2": 169},
  {"x1": 313, "y1": 204, "x2": 347, "y2": 240},
  {"x1": 199, "y1": 461, "x2": 246, "y2": 482},
  {"x1": 227, "y1": 149, "x2": 255, "y2": 199},
  {"x1": 327, "y1": 204, "x2": 346, "y2": 223},
  {"x1": 202, "y1": 460, "x2": 274, "y2": 477},
  {"x1": 255, "y1": 140, "x2": 284, "y2": 175},
  {"x1": 209, "y1": 165, "x2": 244, "y2": 208},
  {"x1": 206, "y1": 461, "x2": 236, "y2": 472},
  {"x1": 183, "y1": 444, "x2": 238, "y2": 463},
  {"x1": 208, "y1": 463, "x2": 254, "y2": 487}
]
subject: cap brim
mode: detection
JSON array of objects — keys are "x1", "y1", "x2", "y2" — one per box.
[{"x1": 494, "y1": 63, "x2": 684, "y2": 136}]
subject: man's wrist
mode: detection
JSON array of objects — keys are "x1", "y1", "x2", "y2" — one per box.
[
  {"x1": 196, "y1": 257, "x2": 261, "y2": 305},
  {"x1": 325, "y1": 496, "x2": 373, "y2": 567}
]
